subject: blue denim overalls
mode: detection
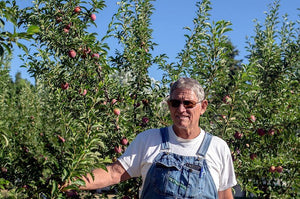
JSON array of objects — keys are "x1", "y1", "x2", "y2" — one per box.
[{"x1": 141, "y1": 127, "x2": 218, "y2": 199}]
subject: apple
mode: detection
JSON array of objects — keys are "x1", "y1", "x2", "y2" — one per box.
[
  {"x1": 63, "y1": 28, "x2": 69, "y2": 33},
  {"x1": 142, "y1": 99, "x2": 149, "y2": 105},
  {"x1": 79, "y1": 89, "x2": 87, "y2": 96},
  {"x1": 68, "y1": 50, "x2": 76, "y2": 58},
  {"x1": 92, "y1": 53, "x2": 99, "y2": 59},
  {"x1": 223, "y1": 95, "x2": 232, "y2": 104},
  {"x1": 90, "y1": 13, "x2": 96, "y2": 21},
  {"x1": 57, "y1": 135, "x2": 65, "y2": 143},
  {"x1": 114, "y1": 146, "x2": 122, "y2": 154},
  {"x1": 113, "y1": 108, "x2": 121, "y2": 116},
  {"x1": 269, "y1": 165, "x2": 276, "y2": 173},
  {"x1": 65, "y1": 23, "x2": 72, "y2": 29},
  {"x1": 84, "y1": 48, "x2": 91, "y2": 54},
  {"x1": 111, "y1": 99, "x2": 117, "y2": 105},
  {"x1": 234, "y1": 131, "x2": 243, "y2": 139},
  {"x1": 80, "y1": 48, "x2": 91, "y2": 58},
  {"x1": 121, "y1": 138, "x2": 128, "y2": 145},
  {"x1": 1, "y1": 167, "x2": 7, "y2": 173},
  {"x1": 250, "y1": 153, "x2": 257, "y2": 160},
  {"x1": 66, "y1": 190, "x2": 78, "y2": 198},
  {"x1": 56, "y1": 16, "x2": 62, "y2": 23},
  {"x1": 248, "y1": 115, "x2": 256, "y2": 123},
  {"x1": 257, "y1": 128, "x2": 266, "y2": 136},
  {"x1": 74, "y1": 6, "x2": 81, "y2": 13},
  {"x1": 276, "y1": 166, "x2": 283, "y2": 173},
  {"x1": 61, "y1": 82, "x2": 69, "y2": 90},
  {"x1": 268, "y1": 129, "x2": 275, "y2": 136},
  {"x1": 142, "y1": 117, "x2": 149, "y2": 124}
]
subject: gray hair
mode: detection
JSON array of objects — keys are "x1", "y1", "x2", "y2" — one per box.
[{"x1": 170, "y1": 77, "x2": 205, "y2": 101}]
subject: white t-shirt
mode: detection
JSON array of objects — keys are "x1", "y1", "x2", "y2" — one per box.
[{"x1": 118, "y1": 126, "x2": 237, "y2": 192}]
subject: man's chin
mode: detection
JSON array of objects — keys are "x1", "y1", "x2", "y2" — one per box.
[{"x1": 173, "y1": 123, "x2": 189, "y2": 130}]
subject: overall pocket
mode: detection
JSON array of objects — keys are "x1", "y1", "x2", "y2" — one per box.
[{"x1": 150, "y1": 157, "x2": 183, "y2": 196}]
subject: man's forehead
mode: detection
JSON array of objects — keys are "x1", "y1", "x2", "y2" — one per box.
[{"x1": 170, "y1": 89, "x2": 197, "y2": 98}]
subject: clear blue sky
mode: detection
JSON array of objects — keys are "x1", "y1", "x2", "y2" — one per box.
[{"x1": 9, "y1": 0, "x2": 299, "y2": 83}]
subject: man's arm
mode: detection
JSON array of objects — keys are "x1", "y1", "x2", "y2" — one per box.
[
  {"x1": 218, "y1": 187, "x2": 234, "y2": 199},
  {"x1": 79, "y1": 160, "x2": 131, "y2": 190}
]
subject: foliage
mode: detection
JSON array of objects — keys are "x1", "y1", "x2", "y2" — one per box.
[{"x1": 0, "y1": 0, "x2": 298, "y2": 198}]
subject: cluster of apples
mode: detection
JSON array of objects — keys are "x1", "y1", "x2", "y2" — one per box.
[{"x1": 269, "y1": 165, "x2": 283, "y2": 173}]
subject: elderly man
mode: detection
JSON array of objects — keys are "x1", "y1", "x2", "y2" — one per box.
[{"x1": 78, "y1": 77, "x2": 237, "y2": 198}]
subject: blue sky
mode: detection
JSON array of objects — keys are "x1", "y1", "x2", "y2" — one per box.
[{"x1": 8, "y1": 0, "x2": 299, "y2": 83}]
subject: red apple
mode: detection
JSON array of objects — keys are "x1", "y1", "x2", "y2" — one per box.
[
  {"x1": 142, "y1": 117, "x2": 149, "y2": 124},
  {"x1": 57, "y1": 135, "x2": 65, "y2": 143},
  {"x1": 268, "y1": 129, "x2": 275, "y2": 136},
  {"x1": 111, "y1": 99, "x2": 117, "y2": 105},
  {"x1": 68, "y1": 50, "x2": 76, "y2": 58},
  {"x1": 250, "y1": 153, "x2": 257, "y2": 160},
  {"x1": 121, "y1": 138, "x2": 128, "y2": 145},
  {"x1": 56, "y1": 16, "x2": 62, "y2": 23},
  {"x1": 66, "y1": 190, "x2": 78, "y2": 198},
  {"x1": 257, "y1": 128, "x2": 266, "y2": 136},
  {"x1": 142, "y1": 99, "x2": 149, "y2": 105},
  {"x1": 276, "y1": 166, "x2": 283, "y2": 173},
  {"x1": 61, "y1": 82, "x2": 69, "y2": 90},
  {"x1": 90, "y1": 13, "x2": 96, "y2": 21},
  {"x1": 234, "y1": 131, "x2": 243, "y2": 139},
  {"x1": 92, "y1": 53, "x2": 99, "y2": 59},
  {"x1": 74, "y1": 6, "x2": 81, "y2": 13},
  {"x1": 1, "y1": 167, "x2": 7, "y2": 173},
  {"x1": 114, "y1": 146, "x2": 122, "y2": 154},
  {"x1": 63, "y1": 28, "x2": 69, "y2": 33},
  {"x1": 79, "y1": 89, "x2": 87, "y2": 96},
  {"x1": 65, "y1": 23, "x2": 72, "y2": 29},
  {"x1": 248, "y1": 115, "x2": 256, "y2": 123},
  {"x1": 223, "y1": 95, "x2": 232, "y2": 104},
  {"x1": 84, "y1": 48, "x2": 91, "y2": 54},
  {"x1": 113, "y1": 108, "x2": 121, "y2": 116},
  {"x1": 269, "y1": 165, "x2": 276, "y2": 173}
]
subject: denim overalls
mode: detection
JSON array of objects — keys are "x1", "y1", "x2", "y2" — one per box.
[{"x1": 141, "y1": 127, "x2": 218, "y2": 199}]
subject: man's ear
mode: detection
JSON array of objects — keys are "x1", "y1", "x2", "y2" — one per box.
[{"x1": 200, "y1": 100, "x2": 208, "y2": 115}]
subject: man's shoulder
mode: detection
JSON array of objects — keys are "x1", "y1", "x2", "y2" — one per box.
[
  {"x1": 206, "y1": 133, "x2": 230, "y2": 151},
  {"x1": 135, "y1": 128, "x2": 162, "y2": 142}
]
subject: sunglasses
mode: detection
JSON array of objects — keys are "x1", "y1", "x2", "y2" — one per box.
[{"x1": 168, "y1": 99, "x2": 201, "y2": 109}]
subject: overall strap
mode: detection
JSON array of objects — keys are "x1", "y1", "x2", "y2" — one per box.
[
  {"x1": 196, "y1": 132, "x2": 213, "y2": 157},
  {"x1": 160, "y1": 127, "x2": 170, "y2": 150}
]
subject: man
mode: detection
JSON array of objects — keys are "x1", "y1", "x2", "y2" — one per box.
[{"x1": 77, "y1": 77, "x2": 237, "y2": 198}]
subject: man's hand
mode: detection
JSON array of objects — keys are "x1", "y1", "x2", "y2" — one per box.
[{"x1": 78, "y1": 160, "x2": 130, "y2": 190}]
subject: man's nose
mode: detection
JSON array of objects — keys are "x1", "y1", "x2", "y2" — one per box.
[{"x1": 177, "y1": 103, "x2": 186, "y2": 112}]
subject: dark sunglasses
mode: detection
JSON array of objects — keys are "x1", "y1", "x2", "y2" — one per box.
[{"x1": 168, "y1": 99, "x2": 201, "y2": 109}]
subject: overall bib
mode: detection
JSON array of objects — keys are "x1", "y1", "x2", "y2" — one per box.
[{"x1": 141, "y1": 127, "x2": 218, "y2": 199}]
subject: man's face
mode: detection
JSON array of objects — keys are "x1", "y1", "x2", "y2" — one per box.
[{"x1": 168, "y1": 88, "x2": 207, "y2": 133}]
